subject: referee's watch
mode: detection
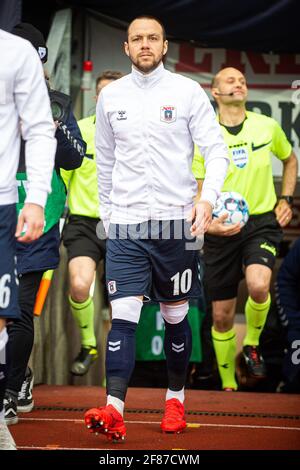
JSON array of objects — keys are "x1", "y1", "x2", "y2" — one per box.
[{"x1": 278, "y1": 195, "x2": 294, "y2": 206}]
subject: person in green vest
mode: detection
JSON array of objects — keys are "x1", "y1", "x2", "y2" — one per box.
[
  {"x1": 61, "y1": 71, "x2": 123, "y2": 376},
  {"x1": 192, "y1": 67, "x2": 298, "y2": 391},
  {"x1": 4, "y1": 23, "x2": 86, "y2": 426}
]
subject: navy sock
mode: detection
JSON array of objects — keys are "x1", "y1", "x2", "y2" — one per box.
[
  {"x1": 164, "y1": 317, "x2": 192, "y2": 391},
  {"x1": 106, "y1": 319, "x2": 137, "y2": 401}
]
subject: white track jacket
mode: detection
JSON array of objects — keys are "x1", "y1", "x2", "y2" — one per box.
[
  {"x1": 96, "y1": 63, "x2": 229, "y2": 228},
  {"x1": 0, "y1": 29, "x2": 56, "y2": 207}
]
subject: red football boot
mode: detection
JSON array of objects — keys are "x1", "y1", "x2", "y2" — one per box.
[
  {"x1": 160, "y1": 398, "x2": 186, "y2": 433},
  {"x1": 84, "y1": 404, "x2": 126, "y2": 441}
]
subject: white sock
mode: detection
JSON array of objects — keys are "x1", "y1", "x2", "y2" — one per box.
[
  {"x1": 0, "y1": 327, "x2": 8, "y2": 362},
  {"x1": 0, "y1": 409, "x2": 4, "y2": 422},
  {"x1": 107, "y1": 395, "x2": 124, "y2": 416},
  {"x1": 166, "y1": 387, "x2": 185, "y2": 404}
]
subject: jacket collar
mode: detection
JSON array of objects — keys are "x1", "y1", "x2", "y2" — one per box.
[{"x1": 131, "y1": 62, "x2": 165, "y2": 88}]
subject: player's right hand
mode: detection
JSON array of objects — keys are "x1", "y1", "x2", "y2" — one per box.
[
  {"x1": 15, "y1": 203, "x2": 45, "y2": 243},
  {"x1": 207, "y1": 213, "x2": 242, "y2": 236}
]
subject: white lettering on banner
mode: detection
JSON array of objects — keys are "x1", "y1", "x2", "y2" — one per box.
[
  {"x1": 156, "y1": 310, "x2": 164, "y2": 331},
  {"x1": 151, "y1": 335, "x2": 163, "y2": 356},
  {"x1": 168, "y1": 44, "x2": 300, "y2": 175},
  {"x1": 291, "y1": 80, "x2": 300, "y2": 105},
  {"x1": 174, "y1": 44, "x2": 300, "y2": 80}
]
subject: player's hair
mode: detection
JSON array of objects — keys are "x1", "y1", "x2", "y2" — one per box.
[{"x1": 127, "y1": 15, "x2": 166, "y2": 41}]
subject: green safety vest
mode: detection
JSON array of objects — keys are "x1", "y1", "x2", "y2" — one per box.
[
  {"x1": 193, "y1": 111, "x2": 292, "y2": 215},
  {"x1": 60, "y1": 115, "x2": 100, "y2": 218}
]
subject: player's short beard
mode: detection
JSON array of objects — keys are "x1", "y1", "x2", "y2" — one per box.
[{"x1": 130, "y1": 49, "x2": 165, "y2": 74}]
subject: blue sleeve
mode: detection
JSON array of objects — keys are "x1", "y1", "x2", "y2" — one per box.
[
  {"x1": 55, "y1": 107, "x2": 86, "y2": 170},
  {"x1": 276, "y1": 238, "x2": 300, "y2": 338}
]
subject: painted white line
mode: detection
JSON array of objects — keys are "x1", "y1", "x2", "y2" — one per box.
[
  {"x1": 190, "y1": 423, "x2": 300, "y2": 432},
  {"x1": 18, "y1": 417, "x2": 300, "y2": 432}
]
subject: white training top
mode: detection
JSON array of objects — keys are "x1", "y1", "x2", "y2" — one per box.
[
  {"x1": 0, "y1": 29, "x2": 56, "y2": 207},
  {"x1": 96, "y1": 62, "x2": 229, "y2": 227}
]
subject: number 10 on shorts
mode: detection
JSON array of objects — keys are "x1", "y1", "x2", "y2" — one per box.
[{"x1": 171, "y1": 269, "x2": 192, "y2": 296}]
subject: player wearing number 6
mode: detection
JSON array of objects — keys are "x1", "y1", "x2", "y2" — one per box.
[
  {"x1": 0, "y1": 28, "x2": 56, "y2": 449},
  {"x1": 84, "y1": 15, "x2": 229, "y2": 441}
]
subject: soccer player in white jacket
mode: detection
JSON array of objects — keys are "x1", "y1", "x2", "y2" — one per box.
[
  {"x1": 84, "y1": 16, "x2": 229, "y2": 440},
  {"x1": 0, "y1": 28, "x2": 56, "y2": 449}
]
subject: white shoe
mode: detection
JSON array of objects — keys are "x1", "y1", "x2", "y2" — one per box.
[{"x1": 0, "y1": 421, "x2": 17, "y2": 450}]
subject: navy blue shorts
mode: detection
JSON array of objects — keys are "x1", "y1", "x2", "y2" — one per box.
[
  {"x1": 0, "y1": 204, "x2": 21, "y2": 319},
  {"x1": 106, "y1": 220, "x2": 202, "y2": 302}
]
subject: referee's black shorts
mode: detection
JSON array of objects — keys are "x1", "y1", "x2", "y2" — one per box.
[
  {"x1": 203, "y1": 211, "x2": 283, "y2": 302},
  {"x1": 63, "y1": 215, "x2": 106, "y2": 264}
]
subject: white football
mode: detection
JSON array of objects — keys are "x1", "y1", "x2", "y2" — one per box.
[{"x1": 213, "y1": 191, "x2": 249, "y2": 226}]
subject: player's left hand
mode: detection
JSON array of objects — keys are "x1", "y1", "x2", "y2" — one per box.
[
  {"x1": 15, "y1": 203, "x2": 44, "y2": 242},
  {"x1": 188, "y1": 200, "x2": 213, "y2": 237},
  {"x1": 275, "y1": 199, "x2": 293, "y2": 227}
]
